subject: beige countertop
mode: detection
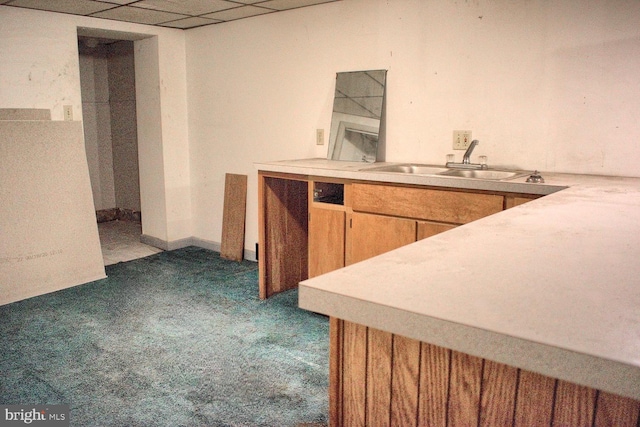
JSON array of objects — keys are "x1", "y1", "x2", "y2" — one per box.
[{"x1": 256, "y1": 158, "x2": 640, "y2": 400}]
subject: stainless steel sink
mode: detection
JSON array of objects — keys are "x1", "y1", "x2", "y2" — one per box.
[
  {"x1": 438, "y1": 169, "x2": 530, "y2": 180},
  {"x1": 361, "y1": 162, "x2": 531, "y2": 181},
  {"x1": 362, "y1": 164, "x2": 450, "y2": 175}
]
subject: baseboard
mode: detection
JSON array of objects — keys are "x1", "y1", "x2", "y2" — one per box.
[{"x1": 140, "y1": 235, "x2": 257, "y2": 262}]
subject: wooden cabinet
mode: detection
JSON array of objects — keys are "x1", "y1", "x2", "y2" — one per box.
[
  {"x1": 347, "y1": 212, "x2": 416, "y2": 264},
  {"x1": 308, "y1": 206, "x2": 345, "y2": 278},
  {"x1": 346, "y1": 182, "x2": 504, "y2": 264},
  {"x1": 258, "y1": 170, "x2": 542, "y2": 298}
]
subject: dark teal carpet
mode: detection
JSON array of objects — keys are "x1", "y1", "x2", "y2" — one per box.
[{"x1": 0, "y1": 247, "x2": 329, "y2": 426}]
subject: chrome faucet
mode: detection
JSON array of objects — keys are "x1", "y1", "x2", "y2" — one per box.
[
  {"x1": 446, "y1": 139, "x2": 487, "y2": 170},
  {"x1": 463, "y1": 139, "x2": 479, "y2": 164}
]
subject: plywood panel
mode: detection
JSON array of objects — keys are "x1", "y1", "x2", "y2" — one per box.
[
  {"x1": 221, "y1": 173, "x2": 247, "y2": 261},
  {"x1": 367, "y1": 328, "x2": 393, "y2": 427},
  {"x1": 418, "y1": 343, "x2": 450, "y2": 427}
]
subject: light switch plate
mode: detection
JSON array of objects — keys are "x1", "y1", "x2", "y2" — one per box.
[
  {"x1": 316, "y1": 129, "x2": 324, "y2": 145},
  {"x1": 453, "y1": 130, "x2": 472, "y2": 150}
]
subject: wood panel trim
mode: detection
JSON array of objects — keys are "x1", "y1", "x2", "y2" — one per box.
[
  {"x1": 418, "y1": 343, "x2": 450, "y2": 427},
  {"x1": 342, "y1": 321, "x2": 367, "y2": 426},
  {"x1": 366, "y1": 328, "x2": 393, "y2": 426},
  {"x1": 390, "y1": 335, "x2": 421, "y2": 426},
  {"x1": 333, "y1": 319, "x2": 640, "y2": 427},
  {"x1": 329, "y1": 317, "x2": 343, "y2": 427}
]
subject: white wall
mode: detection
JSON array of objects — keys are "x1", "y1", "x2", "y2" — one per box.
[
  {"x1": 80, "y1": 47, "x2": 116, "y2": 211},
  {"x1": 186, "y1": 0, "x2": 640, "y2": 257},
  {"x1": 2, "y1": 0, "x2": 639, "y2": 269},
  {"x1": 0, "y1": 6, "x2": 191, "y2": 248}
]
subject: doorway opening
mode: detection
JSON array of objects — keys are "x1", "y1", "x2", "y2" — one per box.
[{"x1": 78, "y1": 33, "x2": 161, "y2": 265}]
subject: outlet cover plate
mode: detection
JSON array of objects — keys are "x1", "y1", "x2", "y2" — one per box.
[{"x1": 453, "y1": 130, "x2": 472, "y2": 150}]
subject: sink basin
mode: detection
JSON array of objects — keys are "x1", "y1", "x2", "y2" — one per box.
[
  {"x1": 439, "y1": 169, "x2": 530, "y2": 180},
  {"x1": 362, "y1": 164, "x2": 450, "y2": 175}
]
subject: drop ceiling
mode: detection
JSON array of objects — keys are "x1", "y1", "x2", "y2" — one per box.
[{"x1": 0, "y1": 0, "x2": 341, "y2": 29}]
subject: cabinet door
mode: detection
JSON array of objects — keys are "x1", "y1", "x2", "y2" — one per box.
[
  {"x1": 505, "y1": 195, "x2": 540, "y2": 209},
  {"x1": 309, "y1": 207, "x2": 346, "y2": 278},
  {"x1": 348, "y1": 212, "x2": 416, "y2": 265},
  {"x1": 417, "y1": 221, "x2": 457, "y2": 240}
]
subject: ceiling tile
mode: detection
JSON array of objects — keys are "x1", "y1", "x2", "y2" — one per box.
[
  {"x1": 91, "y1": 5, "x2": 187, "y2": 25},
  {"x1": 202, "y1": 5, "x2": 272, "y2": 21},
  {"x1": 232, "y1": 0, "x2": 272, "y2": 4},
  {"x1": 6, "y1": 0, "x2": 116, "y2": 15},
  {"x1": 1, "y1": 0, "x2": 342, "y2": 28},
  {"x1": 258, "y1": 0, "x2": 339, "y2": 11},
  {"x1": 160, "y1": 16, "x2": 221, "y2": 29},
  {"x1": 134, "y1": 0, "x2": 236, "y2": 16}
]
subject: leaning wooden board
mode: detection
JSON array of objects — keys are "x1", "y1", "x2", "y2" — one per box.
[{"x1": 221, "y1": 173, "x2": 247, "y2": 261}]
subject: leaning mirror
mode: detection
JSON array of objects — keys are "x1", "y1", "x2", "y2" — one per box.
[{"x1": 327, "y1": 70, "x2": 387, "y2": 162}]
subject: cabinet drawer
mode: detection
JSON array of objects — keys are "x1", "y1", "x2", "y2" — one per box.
[{"x1": 352, "y1": 183, "x2": 503, "y2": 224}]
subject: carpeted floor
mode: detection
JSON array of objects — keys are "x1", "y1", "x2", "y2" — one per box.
[{"x1": 0, "y1": 247, "x2": 329, "y2": 426}]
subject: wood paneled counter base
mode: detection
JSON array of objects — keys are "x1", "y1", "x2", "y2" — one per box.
[{"x1": 330, "y1": 318, "x2": 640, "y2": 427}]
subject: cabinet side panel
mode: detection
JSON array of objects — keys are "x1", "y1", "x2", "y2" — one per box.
[
  {"x1": 262, "y1": 177, "x2": 308, "y2": 297},
  {"x1": 366, "y1": 328, "x2": 393, "y2": 427}
]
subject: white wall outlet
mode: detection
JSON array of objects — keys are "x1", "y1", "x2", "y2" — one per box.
[
  {"x1": 316, "y1": 129, "x2": 324, "y2": 145},
  {"x1": 63, "y1": 105, "x2": 73, "y2": 121},
  {"x1": 453, "y1": 130, "x2": 472, "y2": 150}
]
